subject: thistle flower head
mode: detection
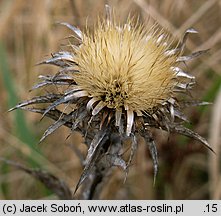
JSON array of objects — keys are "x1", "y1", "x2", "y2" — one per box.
[
  {"x1": 74, "y1": 20, "x2": 177, "y2": 125},
  {"x1": 11, "y1": 6, "x2": 212, "y2": 192}
]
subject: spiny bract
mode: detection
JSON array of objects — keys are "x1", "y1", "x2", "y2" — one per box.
[{"x1": 11, "y1": 5, "x2": 212, "y2": 192}]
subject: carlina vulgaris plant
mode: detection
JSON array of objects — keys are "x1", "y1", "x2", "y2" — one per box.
[{"x1": 10, "y1": 5, "x2": 213, "y2": 199}]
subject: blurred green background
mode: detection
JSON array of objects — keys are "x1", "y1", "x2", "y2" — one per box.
[{"x1": 0, "y1": 0, "x2": 220, "y2": 199}]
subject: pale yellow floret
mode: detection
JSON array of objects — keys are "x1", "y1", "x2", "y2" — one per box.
[{"x1": 74, "y1": 20, "x2": 177, "y2": 114}]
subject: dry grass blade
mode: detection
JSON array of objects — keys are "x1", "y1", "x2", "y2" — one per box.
[
  {"x1": 209, "y1": 87, "x2": 221, "y2": 199},
  {"x1": 175, "y1": 0, "x2": 217, "y2": 35},
  {"x1": 133, "y1": 0, "x2": 176, "y2": 33}
]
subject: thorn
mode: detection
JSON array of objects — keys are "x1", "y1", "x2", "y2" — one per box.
[{"x1": 8, "y1": 107, "x2": 16, "y2": 112}]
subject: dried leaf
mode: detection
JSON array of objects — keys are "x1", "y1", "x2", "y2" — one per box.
[
  {"x1": 20, "y1": 107, "x2": 74, "y2": 129},
  {"x1": 8, "y1": 94, "x2": 62, "y2": 112},
  {"x1": 179, "y1": 100, "x2": 212, "y2": 108},
  {"x1": 59, "y1": 22, "x2": 83, "y2": 40},
  {"x1": 105, "y1": 4, "x2": 113, "y2": 25},
  {"x1": 92, "y1": 101, "x2": 106, "y2": 116},
  {"x1": 71, "y1": 109, "x2": 88, "y2": 131},
  {"x1": 180, "y1": 28, "x2": 198, "y2": 51},
  {"x1": 42, "y1": 92, "x2": 80, "y2": 118},
  {"x1": 174, "y1": 109, "x2": 189, "y2": 122},
  {"x1": 147, "y1": 139, "x2": 158, "y2": 184},
  {"x1": 126, "y1": 110, "x2": 134, "y2": 136},
  {"x1": 0, "y1": 157, "x2": 72, "y2": 200},
  {"x1": 176, "y1": 49, "x2": 210, "y2": 62},
  {"x1": 142, "y1": 130, "x2": 159, "y2": 184},
  {"x1": 169, "y1": 124, "x2": 214, "y2": 152},
  {"x1": 39, "y1": 112, "x2": 74, "y2": 143},
  {"x1": 127, "y1": 134, "x2": 138, "y2": 167},
  {"x1": 165, "y1": 28, "x2": 198, "y2": 56},
  {"x1": 37, "y1": 51, "x2": 76, "y2": 67},
  {"x1": 172, "y1": 67, "x2": 195, "y2": 79},
  {"x1": 75, "y1": 127, "x2": 110, "y2": 193},
  {"x1": 31, "y1": 74, "x2": 75, "y2": 90}
]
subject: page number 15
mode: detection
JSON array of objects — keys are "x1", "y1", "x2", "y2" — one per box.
[{"x1": 205, "y1": 204, "x2": 218, "y2": 213}]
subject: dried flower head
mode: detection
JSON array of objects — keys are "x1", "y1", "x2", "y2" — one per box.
[{"x1": 11, "y1": 5, "x2": 212, "y2": 193}]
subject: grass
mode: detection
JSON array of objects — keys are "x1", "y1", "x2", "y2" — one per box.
[
  {"x1": 0, "y1": 0, "x2": 220, "y2": 199},
  {"x1": 0, "y1": 42, "x2": 54, "y2": 197},
  {"x1": 0, "y1": 43, "x2": 37, "y2": 151}
]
